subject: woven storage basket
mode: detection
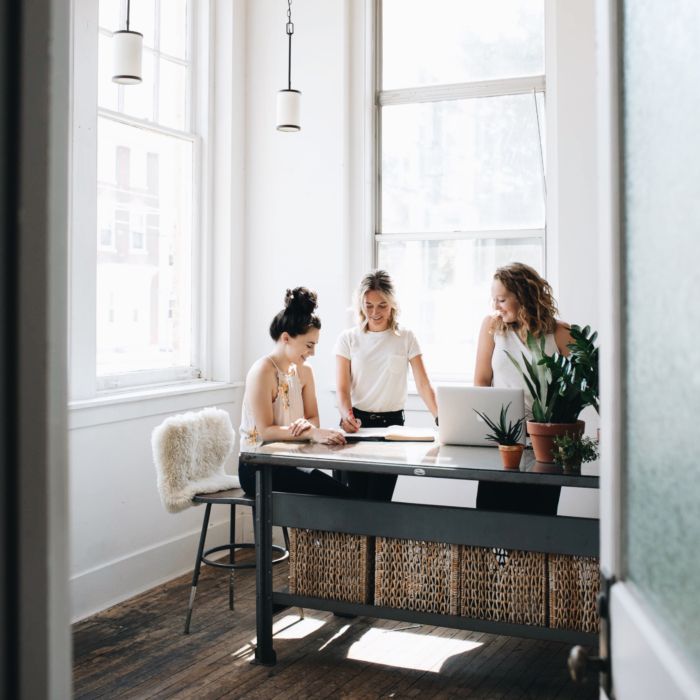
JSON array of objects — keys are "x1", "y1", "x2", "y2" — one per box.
[
  {"x1": 288, "y1": 528, "x2": 373, "y2": 604},
  {"x1": 549, "y1": 554, "x2": 600, "y2": 633},
  {"x1": 374, "y1": 537, "x2": 460, "y2": 615},
  {"x1": 460, "y1": 546, "x2": 546, "y2": 626}
]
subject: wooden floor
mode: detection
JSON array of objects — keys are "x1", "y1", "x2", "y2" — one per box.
[{"x1": 73, "y1": 552, "x2": 598, "y2": 699}]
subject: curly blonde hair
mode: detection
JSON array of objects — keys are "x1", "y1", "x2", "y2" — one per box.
[
  {"x1": 356, "y1": 269, "x2": 400, "y2": 333},
  {"x1": 491, "y1": 263, "x2": 558, "y2": 337}
]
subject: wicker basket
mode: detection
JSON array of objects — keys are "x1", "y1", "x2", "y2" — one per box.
[
  {"x1": 374, "y1": 537, "x2": 460, "y2": 615},
  {"x1": 288, "y1": 528, "x2": 373, "y2": 604},
  {"x1": 460, "y1": 546, "x2": 547, "y2": 626},
  {"x1": 549, "y1": 554, "x2": 600, "y2": 633}
]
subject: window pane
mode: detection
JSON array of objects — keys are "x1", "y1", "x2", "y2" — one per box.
[
  {"x1": 160, "y1": 0, "x2": 189, "y2": 59},
  {"x1": 96, "y1": 117, "x2": 193, "y2": 375},
  {"x1": 377, "y1": 238, "x2": 543, "y2": 377},
  {"x1": 381, "y1": 94, "x2": 545, "y2": 233},
  {"x1": 129, "y1": 0, "x2": 156, "y2": 49},
  {"x1": 122, "y1": 50, "x2": 156, "y2": 121},
  {"x1": 158, "y1": 58, "x2": 188, "y2": 130},
  {"x1": 382, "y1": 0, "x2": 544, "y2": 89}
]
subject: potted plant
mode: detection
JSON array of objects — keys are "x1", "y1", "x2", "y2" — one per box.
[
  {"x1": 506, "y1": 324, "x2": 599, "y2": 463},
  {"x1": 473, "y1": 402, "x2": 525, "y2": 469},
  {"x1": 551, "y1": 433, "x2": 599, "y2": 473}
]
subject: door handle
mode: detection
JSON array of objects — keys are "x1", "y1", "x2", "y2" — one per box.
[{"x1": 568, "y1": 645, "x2": 608, "y2": 683}]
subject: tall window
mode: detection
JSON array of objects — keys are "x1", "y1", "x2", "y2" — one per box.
[
  {"x1": 95, "y1": 0, "x2": 198, "y2": 386},
  {"x1": 377, "y1": 0, "x2": 546, "y2": 378}
]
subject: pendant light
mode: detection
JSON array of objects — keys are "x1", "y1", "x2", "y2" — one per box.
[
  {"x1": 276, "y1": 0, "x2": 301, "y2": 132},
  {"x1": 112, "y1": 0, "x2": 143, "y2": 85}
]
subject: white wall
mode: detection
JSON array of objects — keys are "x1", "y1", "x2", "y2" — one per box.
[
  {"x1": 69, "y1": 388, "x2": 243, "y2": 620},
  {"x1": 546, "y1": 0, "x2": 599, "y2": 332},
  {"x1": 69, "y1": 0, "x2": 601, "y2": 620},
  {"x1": 244, "y1": 0, "x2": 353, "y2": 427}
]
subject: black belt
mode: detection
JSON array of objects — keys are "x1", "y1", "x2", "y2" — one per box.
[{"x1": 352, "y1": 408, "x2": 405, "y2": 427}]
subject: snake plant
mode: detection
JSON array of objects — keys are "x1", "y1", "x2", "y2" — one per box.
[{"x1": 473, "y1": 402, "x2": 525, "y2": 446}]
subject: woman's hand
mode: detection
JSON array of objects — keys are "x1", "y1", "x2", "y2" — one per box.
[
  {"x1": 339, "y1": 411, "x2": 362, "y2": 433},
  {"x1": 309, "y1": 428, "x2": 347, "y2": 446},
  {"x1": 288, "y1": 418, "x2": 314, "y2": 437}
]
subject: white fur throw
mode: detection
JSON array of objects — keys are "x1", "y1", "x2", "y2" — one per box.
[{"x1": 152, "y1": 407, "x2": 240, "y2": 513}]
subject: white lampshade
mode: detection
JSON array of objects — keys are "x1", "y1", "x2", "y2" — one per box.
[
  {"x1": 276, "y1": 89, "x2": 301, "y2": 132},
  {"x1": 112, "y1": 30, "x2": 143, "y2": 84}
]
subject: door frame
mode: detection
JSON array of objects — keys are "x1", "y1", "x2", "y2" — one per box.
[{"x1": 597, "y1": 1, "x2": 700, "y2": 697}]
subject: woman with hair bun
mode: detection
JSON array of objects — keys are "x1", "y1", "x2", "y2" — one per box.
[
  {"x1": 473, "y1": 262, "x2": 573, "y2": 515},
  {"x1": 334, "y1": 270, "x2": 438, "y2": 501},
  {"x1": 238, "y1": 287, "x2": 354, "y2": 497}
]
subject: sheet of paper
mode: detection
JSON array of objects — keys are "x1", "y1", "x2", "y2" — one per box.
[{"x1": 342, "y1": 425, "x2": 435, "y2": 442}]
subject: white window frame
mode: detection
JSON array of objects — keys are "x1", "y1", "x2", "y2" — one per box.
[
  {"x1": 70, "y1": 0, "x2": 213, "y2": 399},
  {"x1": 372, "y1": 0, "x2": 547, "y2": 381}
]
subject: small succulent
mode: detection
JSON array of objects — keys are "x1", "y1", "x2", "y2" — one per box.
[
  {"x1": 473, "y1": 402, "x2": 524, "y2": 446},
  {"x1": 551, "y1": 433, "x2": 599, "y2": 470}
]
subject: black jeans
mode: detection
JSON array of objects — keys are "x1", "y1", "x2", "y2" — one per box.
[
  {"x1": 239, "y1": 461, "x2": 356, "y2": 499},
  {"x1": 339, "y1": 408, "x2": 404, "y2": 502}
]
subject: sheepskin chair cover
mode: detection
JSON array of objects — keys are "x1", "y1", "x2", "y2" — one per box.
[{"x1": 152, "y1": 407, "x2": 240, "y2": 513}]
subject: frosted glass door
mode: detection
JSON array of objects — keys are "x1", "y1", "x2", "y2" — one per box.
[{"x1": 609, "y1": 0, "x2": 700, "y2": 697}]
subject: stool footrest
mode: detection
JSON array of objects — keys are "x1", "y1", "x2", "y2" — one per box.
[{"x1": 202, "y1": 542, "x2": 288, "y2": 570}]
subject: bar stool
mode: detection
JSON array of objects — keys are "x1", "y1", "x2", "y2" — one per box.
[
  {"x1": 185, "y1": 489, "x2": 289, "y2": 634},
  {"x1": 151, "y1": 407, "x2": 291, "y2": 634}
]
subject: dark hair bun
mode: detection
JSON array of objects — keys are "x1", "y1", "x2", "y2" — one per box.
[
  {"x1": 269, "y1": 286, "x2": 321, "y2": 341},
  {"x1": 284, "y1": 287, "x2": 318, "y2": 316}
]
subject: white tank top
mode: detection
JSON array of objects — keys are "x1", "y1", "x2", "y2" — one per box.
[
  {"x1": 491, "y1": 329, "x2": 558, "y2": 420},
  {"x1": 239, "y1": 359, "x2": 305, "y2": 450}
]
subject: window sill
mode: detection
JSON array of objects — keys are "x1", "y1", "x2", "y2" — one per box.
[{"x1": 69, "y1": 379, "x2": 244, "y2": 430}]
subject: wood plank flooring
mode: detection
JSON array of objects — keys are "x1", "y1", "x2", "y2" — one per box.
[{"x1": 73, "y1": 552, "x2": 598, "y2": 699}]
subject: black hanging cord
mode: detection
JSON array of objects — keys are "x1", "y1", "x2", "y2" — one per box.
[
  {"x1": 126, "y1": 0, "x2": 131, "y2": 31},
  {"x1": 286, "y1": 0, "x2": 294, "y2": 90}
]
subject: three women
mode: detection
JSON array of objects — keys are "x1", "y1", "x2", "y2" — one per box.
[{"x1": 239, "y1": 262, "x2": 573, "y2": 512}]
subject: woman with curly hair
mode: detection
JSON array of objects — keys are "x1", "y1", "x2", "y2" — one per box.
[
  {"x1": 474, "y1": 262, "x2": 574, "y2": 417},
  {"x1": 473, "y1": 262, "x2": 573, "y2": 515},
  {"x1": 238, "y1": 287, "x2": 354, "y2": 498}
]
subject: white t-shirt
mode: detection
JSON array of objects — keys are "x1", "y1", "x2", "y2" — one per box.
[{"x1": 333, "y1": 327, "x2": 422, "y2": 412}]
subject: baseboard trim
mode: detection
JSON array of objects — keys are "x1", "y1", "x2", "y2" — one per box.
[{"x1": 71, "y1": 511, "x2": 249, "y2": 622}]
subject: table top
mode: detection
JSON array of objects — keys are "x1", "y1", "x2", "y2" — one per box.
[{"x1": 239, "y1": 440, "x2": 599, "y2": 488}]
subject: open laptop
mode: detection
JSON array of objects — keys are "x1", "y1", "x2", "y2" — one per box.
[{"x1": 437, "y1": 386, "x2": 526, "y2": 446}]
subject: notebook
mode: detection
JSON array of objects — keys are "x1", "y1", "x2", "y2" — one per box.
[
  {"x1": 343, "y1": 426, "x2": 436, "y2": 442},
  {"x1": 436, "y1": 386, "x2": 526, "y2": 447}
]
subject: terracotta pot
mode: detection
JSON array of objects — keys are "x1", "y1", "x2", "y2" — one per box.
[
  {"x1": 498, "y1": 444, "x2": 525, "y2": 470},
  {"x1": 526, "y1": 420, "x2": 585, "y2": 463}
]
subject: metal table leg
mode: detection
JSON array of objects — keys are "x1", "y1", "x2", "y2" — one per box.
[{"x1": 254, "y1": 464, "x2": 276, "y2": 666}]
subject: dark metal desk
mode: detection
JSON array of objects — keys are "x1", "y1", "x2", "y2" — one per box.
[{"x1": 241, "y1": 441, "x2": 599, "y2": 666}]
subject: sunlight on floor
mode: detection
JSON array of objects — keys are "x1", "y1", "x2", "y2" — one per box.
[
  {"x1": 273, "y1": 613, "x2": 326, "y2": 639},
  {"x1": 347, "y1": 628, "x2": 483, "y2": 672},
  {"x1": 230, "y1": 612, "x2": 326, "y2": 661}
]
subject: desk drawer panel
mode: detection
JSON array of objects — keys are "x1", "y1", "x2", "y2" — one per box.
[
  {"x1": 288, "y1": 528, "x2": 373, "y2": 604},
  {"x1": 548, "y1": 554, "x2": 600, "y2": 633},
  {"x1": 460, "y1": 546, "x2": 547, "y2": 626},
  {"x1": 374, "y1": 537, "x2": 460, "y2": 615}
]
